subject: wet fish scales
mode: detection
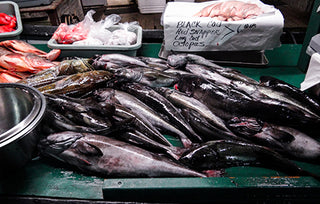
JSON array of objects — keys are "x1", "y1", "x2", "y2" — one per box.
[{"x1": 112, "y1": 67, "x2": 178, "y2": 87}]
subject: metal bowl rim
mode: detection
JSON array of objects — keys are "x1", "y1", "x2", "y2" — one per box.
[{"x1": 0, "y1": 83, "x2": 46, "y2": 147}]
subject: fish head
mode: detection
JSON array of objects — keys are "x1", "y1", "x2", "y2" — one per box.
[
  {"x1": 227, "y1": 117, "x2": 263, "y2": 136},
  {"x1": 54, "y1": 137, "x2": 104, "y2": 171},
  {"x1": 167, "y1": 54, "x2": 188, "y2": 70},
  {"x1": 179, "y1": 142, "x2": 220, "y2": 170},
  {"x1": 91, "y1": 55, "x2": 108, "y2": 69},
  {"x1": 177, "y1": 75, "x2": 204, "y2": 96},
  {"x1": 39, "y1": 131, "x2": 83, "y2": 156},
  {"x1": 94, "y1": 88, "x2": 117, "y2": 103}
]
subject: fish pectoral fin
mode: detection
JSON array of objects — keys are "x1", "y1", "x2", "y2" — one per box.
[
  {"x1": 75, "y1": 140, "x2": 103, "y2": 157},
  {"x1": 270, "y1": 129, "x2": 295, "y2": 144},
  {"x1": 78, "y1": 158, "x2": 92, "y2": 166}
]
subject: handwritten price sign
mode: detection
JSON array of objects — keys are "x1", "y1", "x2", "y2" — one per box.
[
  {"x1": 169, "y1": 20, "x2": 259, "y2": 50},
  {"x1": 162, "y1": 2, "x2": 283, "y2": 51}
]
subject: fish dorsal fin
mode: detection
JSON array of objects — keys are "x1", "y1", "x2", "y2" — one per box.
[{"x1": 74, "y1": 140, "x2": 103, "y2": 157}]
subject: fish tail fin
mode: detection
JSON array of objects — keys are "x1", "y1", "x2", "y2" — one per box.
[
  {"x1": 46, "y1": 49, "x2": 61, "y2": 61},
  {"x1": 167, "y1": 146, "x2": 188, "y2": 160}
]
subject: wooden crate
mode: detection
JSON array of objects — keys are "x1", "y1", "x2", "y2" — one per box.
[{"x1": 20, "y1": 0, "x2": 85, "y2": 25}]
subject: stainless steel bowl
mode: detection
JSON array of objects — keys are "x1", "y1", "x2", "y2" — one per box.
[{"x1": 0, "y1": 83, "x2": 46, "y2": 171}]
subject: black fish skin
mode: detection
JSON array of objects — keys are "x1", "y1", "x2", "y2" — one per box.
[
  {"x1": 185, "y1": 64, "x2": 320, "y2": 118},
  {"x1": 155, "y1": 87, "x2": 230, "y2": 132},
  {"x1": 107, "y1": 103, "x2": 173, "y2": 147},
  {"x1": 167, "y1": 54, "x2": 188, "y2": 69},
  {"x1": 167, "y1": 54, "x2": 257, "y2": 84},
  {"x1": 42, "y1": 108, "x2": 114, "y2": 135},
  {"x1": 45, "y1": 94, "x2": 114, "y2": 129},
  {"x1": 94, "y1": 88, "x2": 193, "y2": 148},
  {"x1": 181, "y1": 109, "x2": 249, "y2": 143},
  {"x1": 118, "y1": 131, "x2": 184, "y2": 160},
  {"x1": 260, "y1": 75, "x2": 320, "y2": 116},
  {"x1": 227, "y1": 116, "x2": 320, "y2": 161},
  {"x1": 118, "y1": 82, "x2": 202, "y2": 143},
  {"x1": 39, "y1": 131, "x2": 206, "y2": 178},
  {"x1": 177, "y1": 75, "x2": 320, "y2": 132},
  {"x1": 113, "y1": 67, "x2": 179, "y2": 87},
  {"x1": 179, "y1": 140, "x2": 314, "y2": 178}
]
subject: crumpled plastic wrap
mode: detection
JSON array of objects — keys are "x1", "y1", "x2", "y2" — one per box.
[{"x1": 108, "y1": 22, "x2": 138, "y2": 45}]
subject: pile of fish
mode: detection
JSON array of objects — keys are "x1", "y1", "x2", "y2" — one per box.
[
  {"x1": 0, "y1": 40, "x2": 60, "y2": 83},
  {"x1": 19, "y1": 53, "x2": 320, "y2": 179}
]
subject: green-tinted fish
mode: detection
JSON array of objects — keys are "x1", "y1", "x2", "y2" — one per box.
[{"x1": 38, "y1": 70, "x2": 113, "y2": 96}]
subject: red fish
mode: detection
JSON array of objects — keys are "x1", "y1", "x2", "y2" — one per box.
[
  {"x1": 0, "y1": 40, "x2": 60, "y2": 60},
  {"x1": 0, "y1": 68, "x2": 22, "y2": 83},
  {"x1": 0, "y1": 53, "x2": 56, "y2": 73}
]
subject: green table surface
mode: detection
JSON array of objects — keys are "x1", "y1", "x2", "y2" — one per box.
[{"x1": 1, "y1": 43, "x2": 320, "y2": 203}]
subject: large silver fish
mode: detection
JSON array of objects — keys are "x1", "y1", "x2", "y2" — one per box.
[
  {"x1": 155, "y1": 87, "x2": 229, "y2": 132},
  {"x1": 177, "y1": 75, "x2": 320, "y2": 133},
  {"x1": 118, "y1": 82, "x2": 202, "y2": 143},
  {"x1": 94, "y1": 88, "x2": 193, "y2": 148},
  {"x1": 92, "y1": 53, "x2": 148, "y2": 68},
  {"x1": 112, "y1": 67, "x2": 178, "y2": 87},
  {"x1": 39, "y1": 131, "x2": 205, "y2": 178},
  {"x1": 227, "y1": 116, "x2": 320, "y2": 161}
]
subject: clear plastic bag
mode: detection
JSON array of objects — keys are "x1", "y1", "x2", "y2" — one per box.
[
  {"x1": 87, "y1": 14, "x2": 121, "y2": 45},
  {"x1": 107, "y1": 22, "x2": 138, "y2": 45},
  {"x1": 52, "y1": 10, "x2": 121, "y2": 44}
]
